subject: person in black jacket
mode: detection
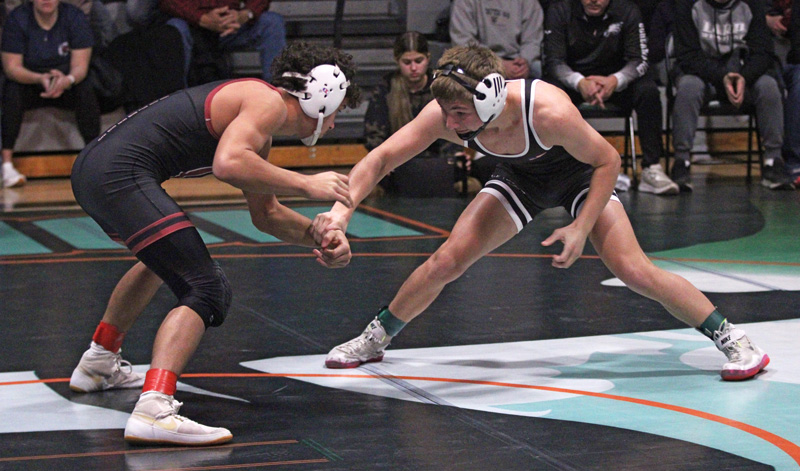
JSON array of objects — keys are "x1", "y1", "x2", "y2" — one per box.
[
  {"x1": 543, "y1": 0, "x2": 679, "y2": 195},
  {"x1": 671, "y1": 0, "x2": 794, "y2": 190}
]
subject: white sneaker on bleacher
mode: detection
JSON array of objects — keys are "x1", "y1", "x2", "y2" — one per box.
[
  {"x1": 124, "y1": 391, "x2": 233, "y2": 446},
  {"x1": 2, "y1": 162, "x2": 26, "y2": 188},
  {"x1": 638, "y1": 164, "x2": 679, "y2": 195}
]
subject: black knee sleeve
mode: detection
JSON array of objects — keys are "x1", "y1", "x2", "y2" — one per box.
[
  {"x1": 179, "y1": 262, "x2": 232, "y2": 328},
  {"x1": 135, "y1": 227, "x2": 233, "y2": 328}
]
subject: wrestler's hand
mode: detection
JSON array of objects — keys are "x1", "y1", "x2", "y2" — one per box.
[
  {"x1": 304, "y1": 171, "x2": 353, "y2": 208},
  {"x1": 310, "y1": 210, "x2": 349, "y2": 245},
  {"x1": 313, "y1": 228, "x2": 351, "y2": 268},
  {"x1": 540, "y1": 224, "x2": 588, "y2": 269}
]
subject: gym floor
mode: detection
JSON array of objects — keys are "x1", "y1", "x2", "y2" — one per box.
[{"x1": 1, "y1": 166, "x2": 799, "y2": 471}]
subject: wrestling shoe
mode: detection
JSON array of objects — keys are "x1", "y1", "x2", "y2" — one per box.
[
  {"x1": 2, "y1": 162, "x2": 26, "y2": 188},
  {"x1": 638, "y1": 164, "x2": 679, "y2": 195},
  {"x1": 325, "y1": 318, "x2": 392, "y2": 369},
  {"x1": 713, "y1": 322, "x2": 770, "y2": 381},
  {"x1": 124, "y1": 391, "x2": 233, "y2": 446},
  {"x1": 70, "y1": 341, "x2": 145, "y2": 392}
]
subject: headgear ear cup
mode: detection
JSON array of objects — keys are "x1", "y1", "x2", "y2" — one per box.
[
  {"x1": 283, "y1": 64, "x2": 350, "y2": 119},
  {"x1": 282, "y1": 64, "x2": 350, "y2": 146},
  {"x1": 472, "y1": 73, "x2": 507, "y2": 123}
]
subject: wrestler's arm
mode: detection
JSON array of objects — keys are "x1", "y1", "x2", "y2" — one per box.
[
  {"x1": 534, "y1": 82, "x2": 621, "y2": 267},
  {"x1": 314, "y1": 100, "x2": 455, "y2": 233},
  {"x1": 245, "y1": 191, "x2": 351, "y2": 268},
  {"x1": 212, "y1": 87, "x2": 351, "y2": 206}
]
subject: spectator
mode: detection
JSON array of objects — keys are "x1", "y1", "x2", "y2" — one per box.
[
  {"x1": 782, "y1": 0, "x2": 800, "y2": 183},
  {"x1": 365, "y1": 31, "x2": 472, "y2": 197},
  {"x1": 159, "y1": 0, "x2": 286, "y2": 85},
  {"x1": 543, "y1": 0, "x2": 679, "y2": 195},
  {"x1": 766, "y1": 0, "x2": 791, "y2": 39},
  {"x1": 671, "y1": 0, "x2": 794, "y2": 190},
  {"x1": 1, "y1": 0, "x2": 99, "y2": 188},
  {"x1": 449, "y1": 0, "x2": 544, "y2": 79}
]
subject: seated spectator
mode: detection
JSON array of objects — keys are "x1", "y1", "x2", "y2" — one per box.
[
  {"x1": 1, "y1": 0, "x2": 100, "y2": 188},
  {"x1": 449, "y1": 0, "x2": 544, "y2": 79},
  {"x1": 782, "y1": 0, "x2": 800, "y2": 184},
  {"x1": 672, "y1": 0, "x2": 794, "y2": 190},
  {"x1": 365, "y1": 31, "x2": 473, "y2": 197},
  {"x1": 159, "y1": 0, "x2": 286, "y2": 85},
  {"x1": 543, "y1": 0, "x2": 679, "y2": 195},
  {"x1": 766, "y1": 0, "x2": 791, "y2": 40}
]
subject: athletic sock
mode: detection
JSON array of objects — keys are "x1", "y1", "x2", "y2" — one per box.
[
  {"x1": 142, "y1": 368, "x2": 178, "y2": 396},
  {"x1": 697, "y1": 309, "x2": 727, "y2": 338},
  {"x1": 92, "y1": 321, "x2": 125, "y2": 353},
  {"x1": 377, "y1": 306, "x2": 406, "y2": 337}
]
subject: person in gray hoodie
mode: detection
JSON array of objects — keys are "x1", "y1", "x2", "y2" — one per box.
[
  {"x1": 672, "y1": 0, "x2": 795, "y2": 190},
  {"x1": 449, "y1": 0, "x2": 544, "y2": 79}
]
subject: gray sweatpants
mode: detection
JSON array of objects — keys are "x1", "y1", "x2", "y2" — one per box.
[{"x1": 671, "y1": 74, "x2": 784, "y2": 163}]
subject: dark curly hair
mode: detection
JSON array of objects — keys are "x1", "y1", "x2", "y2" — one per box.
[{"x1": 270, "y1": 41, "x2": 361, "y2": 109}]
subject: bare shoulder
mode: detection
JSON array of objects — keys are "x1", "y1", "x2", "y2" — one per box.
[
  {"x1": 531, "y1": 81, "x2": 583, "y2": 147},
  {"x1": 214, "y1": 81, "x2": 287, "y2": 133}
]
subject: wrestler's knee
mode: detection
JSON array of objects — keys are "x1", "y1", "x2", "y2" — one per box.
[
  {"x1": 179, "y1": 263, "x2": 233, "y2": 328},
  {"x1": 427, "y1": 246, "x2": 469, "y2": 282}
]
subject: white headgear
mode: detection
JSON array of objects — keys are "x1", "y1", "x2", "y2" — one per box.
[
  {"x1": 283, "y1": 64, "x2": 350, "y2": 146},
  {"x1": 433, "y1": 64, "x2": 507, "y2": 124}
]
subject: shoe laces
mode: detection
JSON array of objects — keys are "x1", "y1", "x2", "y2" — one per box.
[
  {"x1": 338, "y1": 323, "x2": 386, "y2": 356},
  {"x1": 713, "y1": 324, "x2": 751, "y2": 362},
  {"x1": 109, "y1": 351, "x2": 135, "y2": 377},
  {"x1": 155, "y1": 397, "x2": 189, "y2": 422}
]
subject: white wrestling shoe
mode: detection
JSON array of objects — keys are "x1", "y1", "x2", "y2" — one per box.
[
  {"x1": 70, "y1": 342, "x2": 145, "y2": 392},
  {"x1": 124, "y1": 391, "x2": 233, "y2": 446},
  {"x1": 713, "y1": 322, "x2": 770, "y2": 381},
  {"x1": 325, "y1": 318, "x2": 392, "y2": 369}
]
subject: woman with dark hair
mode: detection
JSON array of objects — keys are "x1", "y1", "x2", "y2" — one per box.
[{"x1": 364, "y1": 31, "x2": 470, "y2": 196}]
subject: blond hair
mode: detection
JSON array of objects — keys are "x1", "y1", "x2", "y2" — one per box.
[{"x1": 431, "y1": 44, "x2": 504, "y2": 104}]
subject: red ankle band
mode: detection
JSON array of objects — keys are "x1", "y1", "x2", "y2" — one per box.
[
  {"x1": 92, "y1": 321, "x2": 125, "y2": 353},
  {"x1": 143, "y1": 369, "x2": 178, "y2": 395}
]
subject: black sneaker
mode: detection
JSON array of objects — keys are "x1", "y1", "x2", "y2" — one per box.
[
  {"x1": 670, "y1": 159, "x2": 693, "y2": 192},
  {"x1": 761, "y1": 159, "x2": 796, "y2": 190}
]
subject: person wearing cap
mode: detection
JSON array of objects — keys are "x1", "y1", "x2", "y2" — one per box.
[
  {"x1": 67, "y1": 41, "x2": 360, "y2": 446},
  {"x1": 312, "y1": 44, "x2": 769, "y2": 383}
]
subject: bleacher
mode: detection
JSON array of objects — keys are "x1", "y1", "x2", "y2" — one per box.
[{"x1": 15, "y1": 0, "x2": 452, "y2": 177}]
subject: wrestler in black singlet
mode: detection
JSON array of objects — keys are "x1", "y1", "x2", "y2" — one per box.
[
  {"x1": 71, "y1": 78, "x2": 275, "y2": 327},
  {"x1": 466, "y1": 79, "x2": 619, "y2": 232}
]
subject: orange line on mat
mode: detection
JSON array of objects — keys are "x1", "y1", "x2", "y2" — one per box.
[
  {"x1": 3, "y1": 372, "x2": 798, "y2": 466},
  {"x1": 357, "y1": 204, "x2": 452, "y2": 236}
]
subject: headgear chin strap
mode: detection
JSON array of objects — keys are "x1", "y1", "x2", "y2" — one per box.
[
  {"x1": 433, "y1": 64, "x2": 507, "y2": 140},
  {"x1": 283, "y1": 64, "x2": 350, "y2": 146}
]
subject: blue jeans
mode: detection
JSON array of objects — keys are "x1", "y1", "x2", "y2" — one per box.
[
  {"x1": 783, "y1": 64, "x2": 800, "y2": 167},
  {"x1": 167, "y1": 12, "x2": 286, "y2": 83}
]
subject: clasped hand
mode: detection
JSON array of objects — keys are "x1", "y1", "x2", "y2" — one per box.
[
  {"x1": 578, "y1": 75, "x2": 618, "y2": 109},
  {"x1": 40, "y1": 69, "x2": 69, "y2": 99},
  {"x1": 309, "y1": 211, "x2": 351, "y2": 268},
  {"x1": 723, "y1": 72, "x2": 745, "y2": 108}
]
